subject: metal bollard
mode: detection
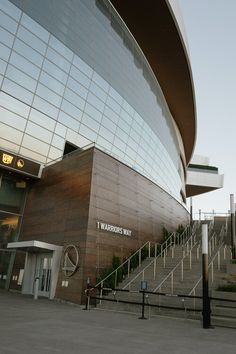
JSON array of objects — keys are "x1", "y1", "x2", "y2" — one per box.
[{"x1": 139, "y1": 281, "x2": 148, "y2": 320}]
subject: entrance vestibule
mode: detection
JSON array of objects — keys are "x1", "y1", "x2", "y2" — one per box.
[{"x1": 7, "y1": 240, "x2": 62, "y2": 299}]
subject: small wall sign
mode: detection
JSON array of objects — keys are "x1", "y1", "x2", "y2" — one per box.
[{"x1": 96, "y1": 221, "x2": 132, "y2": 236}]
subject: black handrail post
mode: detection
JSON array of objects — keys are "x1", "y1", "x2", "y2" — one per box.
[
  {"x1": 139, "y1": 291, "x2": 147, "y2": 320},
  {"x1": 230, "y1": 194, "x2": 236, "y2": 259},
  {"x1": 139, "y1": 281, "x2": 148, "y2": 320},
  {"x1": 84, "y1": 277, "x2": 90, "y2": 310}
]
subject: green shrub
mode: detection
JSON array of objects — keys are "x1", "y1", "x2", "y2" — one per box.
[
  {"x1": 112, "y1": 255, "x2": 121, "y2": 269},
  {"x1": 176, "y1": 224, "x2": 185, "y2": 235},
  {"x1": 217, "y1": 284, "x2": 236, "y2": 292},
  {"x1": 130, "y1": 252, "x2": 139, "y2": 269},
  {"x1": 162, "y1": 227, "x2": 171, "y2": 241},
  {"x1": 230, "y1": 259, "x2": 236, "y2": 264},
  {"x1": 141, "y1": 246, "x2": 149, "y2": 261}
]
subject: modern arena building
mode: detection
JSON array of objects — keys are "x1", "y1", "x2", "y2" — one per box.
[{"x1": 0, "y1": 0, "x2": 223, "y2": 303}]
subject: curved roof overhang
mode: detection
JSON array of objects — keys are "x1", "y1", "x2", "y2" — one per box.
[{"x1": 110, "y1": 0, "x2": 196, "y2": 164}]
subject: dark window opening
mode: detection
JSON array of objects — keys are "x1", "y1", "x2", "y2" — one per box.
[{"x1": 63, "y1": 141, "x2": 80, "y2": 156}]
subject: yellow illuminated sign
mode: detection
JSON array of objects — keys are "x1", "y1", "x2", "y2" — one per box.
[
  {"x1": 16, "y1": 159, "x2": 24, "y2": 168},
  {"x1": 2, "y1": 153, "x2": 14, "y2": 165},
  {"x1": 0, "y1": 149, "x2": 40, "y2": 176}
]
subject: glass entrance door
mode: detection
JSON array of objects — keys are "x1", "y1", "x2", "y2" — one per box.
[{"x1": 36, "y1": 254, "x2": 52, "y2": 297}]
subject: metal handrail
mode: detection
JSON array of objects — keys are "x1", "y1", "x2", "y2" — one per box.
[
  {"x1": 153, "y1": 231, "x2": 197, "y2": 293},
  {"x1": 153, "y1": 224, "x2": 221, "y2": 294},
  {"x1": 95, "y1": 240, "x2": 153, "y2": 288},
  {"x1": 97, "y1": 225, "x2": 191, "y2": 291},
  {"x1": 122, "y1": 225, "x2": 191, "y2": 290},
  {"x1": 188, "y1": 225, "x2": 226, "y2": 296},
  {"x1": 189, "y1": 243, "x2": 226, "y2": 298}
]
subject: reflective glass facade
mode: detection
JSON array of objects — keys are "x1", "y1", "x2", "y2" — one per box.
[
  {"x1": 0, "y1": 0, "x2": 186, "y2": 202},
  {"x1": 0, "y1": 173, "x2": 27, "y2": 288}
]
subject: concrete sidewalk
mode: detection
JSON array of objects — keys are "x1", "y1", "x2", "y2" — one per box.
[{"x1": 0, "y1": 290, "x2": 236, "y2": 354}]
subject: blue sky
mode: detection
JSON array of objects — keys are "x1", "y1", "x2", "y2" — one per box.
[{"x1": 178, "y1": 0, "x2": 236, "y2": 217}]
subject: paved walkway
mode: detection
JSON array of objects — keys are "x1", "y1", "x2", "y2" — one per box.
[{"x1": 0, "y1": 290, "x2": 236, "y2": 354}]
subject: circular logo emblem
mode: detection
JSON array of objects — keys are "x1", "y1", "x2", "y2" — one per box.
[
  {"x1": 17, "y1": 159, "x2": 24, "y2": 168},
  {"x1": 62, "y1": 244, "x2": 80, "y2": 277}
]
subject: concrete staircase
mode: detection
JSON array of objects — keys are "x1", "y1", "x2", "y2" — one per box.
[{"x1": 95, "y1": 219, "x2": 236, "y2": 327}]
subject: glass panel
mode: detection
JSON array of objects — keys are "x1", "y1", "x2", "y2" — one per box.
[
  {"x1": 0, "y1": 106, "x2": 26, "y2": 131},
  {"x1": 58, "y1": 111, "x2": 80, "y2": 131},
  {"x1": 10, "y1": 52, "x2": 40, "y2": 79},
  {"x1": 106, "y1": 96, "x2": 121, "y2": 115},
  {"x1": 90, "y1": 81, "x2": 107, "y2": 102},
  {"x1": 0, "y1": 42, "x2": 11, "y2": 61},
  {"x1": 81, "y1": 113, "x2": 100, "y2": 132},
  {"x1": 43, "y1": 59, "x2": 68, "y2": 84},
  {"x1": 0, "y1": 213, "x2": 20, "y2": 248},
  {"x1": 132, "y1": 120, "x2": 142, "y2": 135},
  {"x1": 29, "y1": 108, "x2": 56, "y2": 131},
  {"x1": 67, "y1": 76, "x2": 88, "y2": 100},
  {"x1": 104, "y1": 106, "x2": 119, "y2": 124},
  {"x1": 123, "y1": 100, "x2": 134, "y2": 117},
  {"x1": 33, "y1": 96, "x2": 59, "y2": 120},
  {"x1": 20, "y1": 13, "x2": 49, "y2": 43},
  {"x1": 0, "y1": 0, "x2": 21, "y2": 21},
  {"x1": 22, "y1": 134, "x2": 50, "y2": 156},
  {"x1": 0, "y1": 121, "x2": 23, "y2": 144},
  {"x1": 70, "y1": 65, "x2": 90, "y2": 89},
  {"x1": 92, "y1": 72, "x2": 109, "y2": 92},
  {"x1": 101, "y1": 115, "x2": 116, "y2": 133},
  {"x1": 113, "y1": 136, "x2": 126, "y2": 151},
  {"x1": 125, "y1": 146, "x2": 137, "y2": 160},
  {"x1": 0, "y1": 58, "x2": 7, "y2": 75},
  {"x1": 118, "y1": 118, "x2": 131, "y2": 135},
  {"x1": 17, "y1": 25, "x2": 47, "y2": 54},
  {"x1": 2, "y1": 78, "x2": 34, "y2": 105},
  {"x1": 133, "y1": 112, "x2": 144, "y2": 127},
  {"x1": 0, "y1": 250, "x2": 12, "y2": 288},
  {"x1": 120, "y1": 108, "x2": 133, "y2": 125},
  {"x1": 98, "y1": 125, "x2": 114, "y2": 143},
  {"x1": 13, "y1": 38, "x2": 44, "y2": 68},
  {"x1": 61, "y1": 99, "x2": 83, "y2": 121},
  {"x1": 49, "y1": 35, "x2": 73, "y2": 61},
  {"x1": 108, "y1": 86, "x2": 123, "y2": 105},
  {"x1": 36, "y1": 83, "x2": 62, "y2": 107},
  {"x1": 111, "y1": 145, "x2": 124, "y2": 159},
  {"x1": 25, "y1": 121, "x2": 53, "y2": 144},
  {"x1": 84, "y1": 102, "x2": 102, "y2": 123},
  {"x1": 129, "y1": 128, "x2": 140, "y2": 143},
  {"x1": 46, "y1": 47, "x2": 71, "y2": 73},
  {"x1": 48, "y1": 146, "x2": 62, "y2": 161},
  {"x1": 39, "y1": 71, "x2": 65, "y2": 96},
  {"x1": 87, "y1": 92, "x2": 105, "y2": 113},
  {"x1": 127, "y1": 137, "x2": 138, "y2": 151},
  {"x1": 64, "y1": 88, "x2": 85, "y2": 110},
  {"x1": 0, "y1": 26, "x2": 14, "y2": 47},
  {"x1": 73, "y1": 54, "x2": 93, "y2": 78},
  {"x1": 19, "y1": 146, "x2": 46, "y2": 164},
  {"x1": 79, "y1": 124, "x2": 97, "y2": 142},
  {"x1": 0, "y1": 91, "x2": 30, "y2": 117},
  {"x1": 6, "y1": 65, "x2": 37, "y2": 92},
  {"x1": 55, "y1": 122, "x2": 66, "y2": 138},
  {"x1": 0, "y1": 174, "x2": 27, "y2": 214},
  {"x1": 0, "y1": 10, "x2": 18, "y2": 34},
  {"x1": 96, "y1": 136, "x2": 112, "y2": 151},
  {"x1": 115, "y1": 127, "x2": 128, "y2": 143},
  {"x1": 51, "y1": 134, "x2": 64, "y2": 150}
]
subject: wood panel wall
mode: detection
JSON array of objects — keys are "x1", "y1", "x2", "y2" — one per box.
[{"x1": 12, "y1": 147, "x2": 189, "y2": 303}]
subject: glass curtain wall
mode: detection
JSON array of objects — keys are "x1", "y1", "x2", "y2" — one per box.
[{"x1": 0, "y1": 173, "x2": 27, "y2": 288}]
